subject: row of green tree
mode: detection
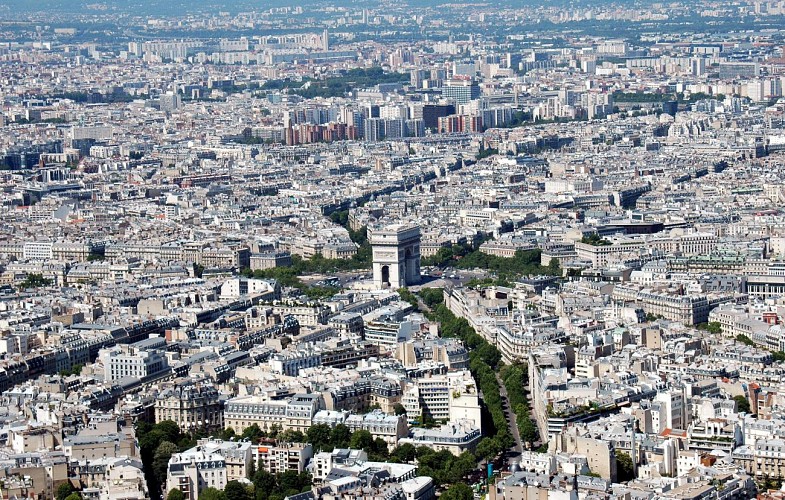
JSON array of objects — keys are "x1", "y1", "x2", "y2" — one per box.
[
  {"x1": 476, "y1": 146, "x2": 499, "y2": 159},
  {"x1": 137, "y1": 421, "x2": 317, "y2": 500},
  {"x1": 427, "y1": 293, "x2": 513, "y2": 462},
  {"x1": 612, "y1": 91, "x2": 671, "y2": 103},
  {"x1": 168, "y1": 445, "x2": 477, "y2": 500},
  {"x1": 56, "y1": 483, "x2": 83, "y2": 500},
  {"x1": 423, "y1": 244, "x2": 559, "y2": 280},
  {"x1": 421, "y1": 288, "x2": 546, "y2": 462},
  {"x1": 461, "y1": 248, "x2": 560, "y2": 279},
  {"x1": 500, "y1": 364, "x2": 538, "y2": 448},
  {"x1": 239, "y1": 217, "x2": 370, "y2": 298},
  {"x1": 239, "y1": 247, "x2": 370, "y2": 287},
  {"x1": 162, "y1": 422, "x2": 477, "y2": 500},
  {"x1": 581, "y1": 233, "x2": 611, "y2": 246},
  {"x1": 18, "y1": 273, "x2": 53, "y2": 289},
  {"x1": 292, "y1": 68, "x2": 408, "y2": 99},
  {"x1": 240, "y1": 210, "x2": 373, "y2": 290},
  {"x1": 231, "y1": 421, "x2": 477, "y2": 487},
  {"x1": 169, "y1": 469, "x2": 313, "y2": 500},
  {"x1": 50, "y1": 90, "x2": 135, "y2": 103},
  {"x1": 421, "y1": 241, "x2": 474, "y2": 267},
  {"x1": 136, "y1": 420, "x2": 199, "y2": 499},
  {"x1": 141, "y1": 416, "x2": 483, "y2": 499},
  {"x1": 611, "y1": 91, "x2": 726, "y2": 104}
]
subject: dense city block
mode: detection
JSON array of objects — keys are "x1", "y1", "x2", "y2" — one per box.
[{"x1": 3, "y1": 1, "x2": 785, "y2": 499}]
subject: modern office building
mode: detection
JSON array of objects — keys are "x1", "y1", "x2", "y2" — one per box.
[
  {"x1": 441, "y1": 78, "x2": 481, "y2": 104},
  {"x1": 97, "y1": 336, "x2": 169, "y2": 383}
]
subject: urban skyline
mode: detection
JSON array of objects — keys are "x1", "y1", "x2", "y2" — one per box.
[{"x1": 0, "y1": 1, "x2": 784, "y2": 500}]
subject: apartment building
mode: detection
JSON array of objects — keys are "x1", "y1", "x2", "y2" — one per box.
[
  {"x1": 550, "y1": 427, "x2": 618, "y2": 482},
  {"x1": 733, "y1": 439, "x2": 785, "y2": 480},
  {"x1": 253, "y1": 442, "x2": 313, "y2": 475},
  {"x1": 268, "y1": 350, "x2": 322, "y2": 377},
  {"x1": 364, "y1": 316, "x2": 415, "y2": 348},
  {"x1": 400, "y1": 370, "x2": 481, "y2": 426},
  {"x1": 328, "y1": 313, "x2": 365, "y2": 339},
  {"x1": 613, "y1": 284, "x2": 736, "y2": 325},
  {"x1": 647, "y1": 232, "x2": 718, "y2": 256},
  {"x1": 574, "y1": 238, "x2": 645, "y2": 268},
  {"x1": 20, "y1": 241, "x2": 94, "y2": 262},
  {"x1": 166, "y1": 449, "x2": 227, "y2": 500},
  {"x1": 223, "y1": 394, "x2": 322, "y2": 434},
  {"x1": 219, "y1": 277, "x2": 280, "y2": 299},
  {"x1": 273, "y1": 304, "x2": 331, "y2": 326},
  {"x1": 311, "y1": 449, "x2": 368, "y2": 481},
  {"x1": 250, "y1": 251, "x2": 292, "y2": 270},
  {"x1": 495, "y1": 324, "x2": 569, "y2": 364},
  {"x1": 394, "y1": 338, "x2": 469, "y2": 370},
  {"x1": 345, "y1": 410, "x2": 409, "y2": 449},
  {"x1": 397, "y1": 420, "x2": 481, "y2": 456},
  {"x1": 154, "y1": 381, "x2": 224, "y2": 433}
]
